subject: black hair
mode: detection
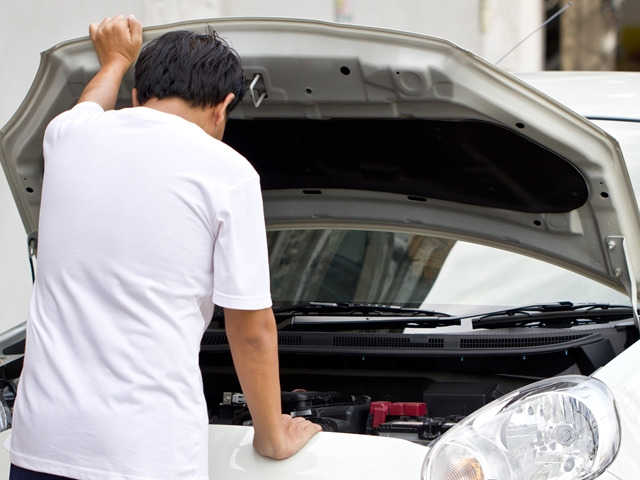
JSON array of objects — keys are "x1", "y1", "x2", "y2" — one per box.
[{"x1": 134, "y1": 29, "x2": 245, "y2": 111}]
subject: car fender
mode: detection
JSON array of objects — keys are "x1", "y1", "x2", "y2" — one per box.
[{"x1": 593, "y1": 339, "x2": 640, "y2": 479}]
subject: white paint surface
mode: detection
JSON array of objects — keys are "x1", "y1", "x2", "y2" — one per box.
[{"x1": 0, "y1": 425, "x2": 429, "y2": 480}]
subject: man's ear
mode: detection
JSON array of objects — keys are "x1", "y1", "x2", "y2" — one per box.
[
  {"x1": 132, "y1": 88, "x2": 140, "y2": 107},
  {"x1": 213, "y1": 93, "x2": 236, "y2": 127}
]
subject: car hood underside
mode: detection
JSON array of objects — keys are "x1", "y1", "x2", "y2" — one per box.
[{"x1": 1, "y1": 17, "x2": 640, "y2": 299}]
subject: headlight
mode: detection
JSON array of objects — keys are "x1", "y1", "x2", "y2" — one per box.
[{"x1": 422, "y1": 375, "x2": 620, "y2": 480}]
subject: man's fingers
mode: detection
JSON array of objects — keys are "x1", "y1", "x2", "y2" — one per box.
[
  {"x1": 107, "y1": 14, "x2": 124, "y2": 27},
  {"x1": 114, "y1": 15, "x2": 127, "y2": 29},
  {"x1": 306, "y1": 422, "x2": 322, "y2": 433},
  {"x1": 281, "y1": 414, "x2": 292, "y2": 422},
  {"x1": 106, "y1": 15, "x2": 126, "y2": 34},
  {"x1": 98, "y1": 16, "x2": 111, "y2": 29},
  {"x1": 88, "y1": 13, "x2": 142, "y2": 69},
  {"x1": 294, "y1": 418, "x2": 322, "y2": 434},
  {"x1": 127, "y1": 14, "x2": 143, "y2": 40}
]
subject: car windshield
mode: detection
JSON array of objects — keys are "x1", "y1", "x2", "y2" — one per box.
[{"x1": 267, "y1": 229, "x2": 629, "y2": 314}]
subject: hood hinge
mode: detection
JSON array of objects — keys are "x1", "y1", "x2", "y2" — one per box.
[{"x1": 606, "y1": 235, "x2": 640, "y2": 331}]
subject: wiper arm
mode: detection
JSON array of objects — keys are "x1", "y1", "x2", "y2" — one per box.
[
  {"x1": 279, "y1": 315, "x2": 460, "y2": 331},
  {"x1": 471, "y1": 302, "x2": 635, "y2": 329},
  {"x1": 274, "y1": 302, "x2": 455, "y2": 331},
  {"x1": 273, "y1": 301, "x2": 451, "y2": 317},
  {"x1": 274, "y1": 301, "x2": 634, "y2": 331}
]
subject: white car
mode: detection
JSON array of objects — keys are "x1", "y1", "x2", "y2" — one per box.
[{"x1": 1, "y1": 18, "x2": 640, "y2": 480}]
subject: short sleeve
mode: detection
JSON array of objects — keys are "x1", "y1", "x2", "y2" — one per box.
[
  {"x1": 212, "y1": 175, "x2": 273, "y2": 310},
  {"x1": 43, "y1": 101, "x2": 104, "y2": 149}
]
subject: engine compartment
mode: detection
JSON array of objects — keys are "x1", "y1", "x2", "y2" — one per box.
[
  {"x1": 201, "y1": 323, "x2": 636, "y2": 444},
  {"x1": 203, "y1": 362, "x2": 533, "y2": 445},
  {"x1": 211, "y1": 388, "x2": 469, "y2": 445}
]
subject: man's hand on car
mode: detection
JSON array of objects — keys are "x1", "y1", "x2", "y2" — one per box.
[
  {"x1": 224, "y1": 307, "x2": 322, "y2": 460},
  {"x1": 89, "y1": 15, "x2": 142, "y2": 71},
  {"x1": 80, "y1": 15, "x2": 142, "y2": 110},
  {"x1": 253, "y1": 414, "x2": 322, "y2": 460}
]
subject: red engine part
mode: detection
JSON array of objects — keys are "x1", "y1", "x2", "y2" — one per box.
[
  {"x1": 370, "y1": 401, "x2": 391, "y2": 428},
  {"x1": 369, "y1": 401, "x2": 427, "y2": 428}
]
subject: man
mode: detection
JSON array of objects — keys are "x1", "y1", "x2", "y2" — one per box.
[{"x1": 9, "y1": 15, "x2": 320, "y2": 480}]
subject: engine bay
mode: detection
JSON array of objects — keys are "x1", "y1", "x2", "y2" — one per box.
[
  {"x1": 211, "y1": 388, "x2": 468, "y2": 445},
  {"x1": 203, "y1": 362, "x2": 528, "y2": 445},
  {"x1": 201, "y1": 322, "x2": 637, "y2": 444}
]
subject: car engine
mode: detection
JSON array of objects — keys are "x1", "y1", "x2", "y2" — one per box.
[{"x1": 210, "y1": 387, "x2": 493, "y2": 445}]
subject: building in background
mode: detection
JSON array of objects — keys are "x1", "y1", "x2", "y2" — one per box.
[
  {"x1": 560, "y1": 0, "x2": 618, "y2": 70},
  {"x1": 545, "y1": 0, "x2": 631, "y2": 71},
  {"x1": 618, "y1": 0, "x2": 640, "y2": 69}
]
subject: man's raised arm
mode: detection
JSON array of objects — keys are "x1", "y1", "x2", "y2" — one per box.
[{"x1": 79, "y1": 15, "x2": 142, "y2": 110}]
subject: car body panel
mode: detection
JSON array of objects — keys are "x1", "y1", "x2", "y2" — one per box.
[
  {"x1": 0, "y1": 425, "x2": 428, "y2": 479},
  {"x1": 1, "y1": 18, "x2": 640, "y2": 299},
  {"x1": 518, "y1": 72, "x2": 640, "y2": 121},
  {"x1": 593, "y1": 336, "x2": 640, "y2": 478},
  {"x1": 599, "y1": 473, "x2": 624, "y2": 480}
]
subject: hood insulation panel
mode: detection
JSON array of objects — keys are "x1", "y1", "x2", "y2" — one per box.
[{"x1": 224, "y1": 118, "x2": 588, "y2": 213}]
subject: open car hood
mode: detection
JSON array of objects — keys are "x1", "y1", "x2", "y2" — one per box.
[{"x1": 2, "y1": 18, "x2": 640, "y2": 300}]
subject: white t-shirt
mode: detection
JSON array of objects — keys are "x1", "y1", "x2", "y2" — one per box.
[{"x1": 9, "y1": 102, "x2": 272, "y2": 480}]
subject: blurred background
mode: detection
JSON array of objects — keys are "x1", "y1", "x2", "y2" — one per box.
[{"x1": 1, "y1": 0, "x2": 639, "y2": 330}]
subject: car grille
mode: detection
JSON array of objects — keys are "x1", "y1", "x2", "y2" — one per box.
[
  {"x1": 201, "y1": 331, "x2": 592, "y2": 351},
  {"x1": 333, "y1": 335, "x2": 444, "y2": 348},
  {"x1": 459, "y1": 334, "x2": 589, "y2": 349}
]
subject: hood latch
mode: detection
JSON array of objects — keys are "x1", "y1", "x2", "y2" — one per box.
[{"x1": 248, "y1": 73, "x2": 267, "y2": 108}]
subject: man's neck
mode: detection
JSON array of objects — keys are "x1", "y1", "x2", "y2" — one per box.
[{"x1": 140, "y1": 97, "x2": 210, "y2": 131}]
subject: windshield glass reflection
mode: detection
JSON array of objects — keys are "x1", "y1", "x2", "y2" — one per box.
[{"x1": 267, "y1": 229, "x2": 629, "y2": 311}]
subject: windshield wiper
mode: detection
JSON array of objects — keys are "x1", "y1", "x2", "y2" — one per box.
[
  {"x1": 274, "y1": 302, "x2": 451, "y2": 317},
  {"x1": 471, "y1": 302, "x2": 636, "y2": 329},
  {"x1": 274, "y1": 302, "x2": 635, "y2": 331},
  {"x1": 280, "y1": 316, "x2": 460, "y2": 331},
  {"x1": 274, "y1": 302, "x2": 457, "y2": 331}
]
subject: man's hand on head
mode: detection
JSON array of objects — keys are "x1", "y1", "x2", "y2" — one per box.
[{"x1": 89, "y1": 15, "x2": 143, "y2": 72}]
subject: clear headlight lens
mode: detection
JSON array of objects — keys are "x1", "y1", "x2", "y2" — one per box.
[{"x1": 422, "y1": 375, "x2": 620, "y2": 480}]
